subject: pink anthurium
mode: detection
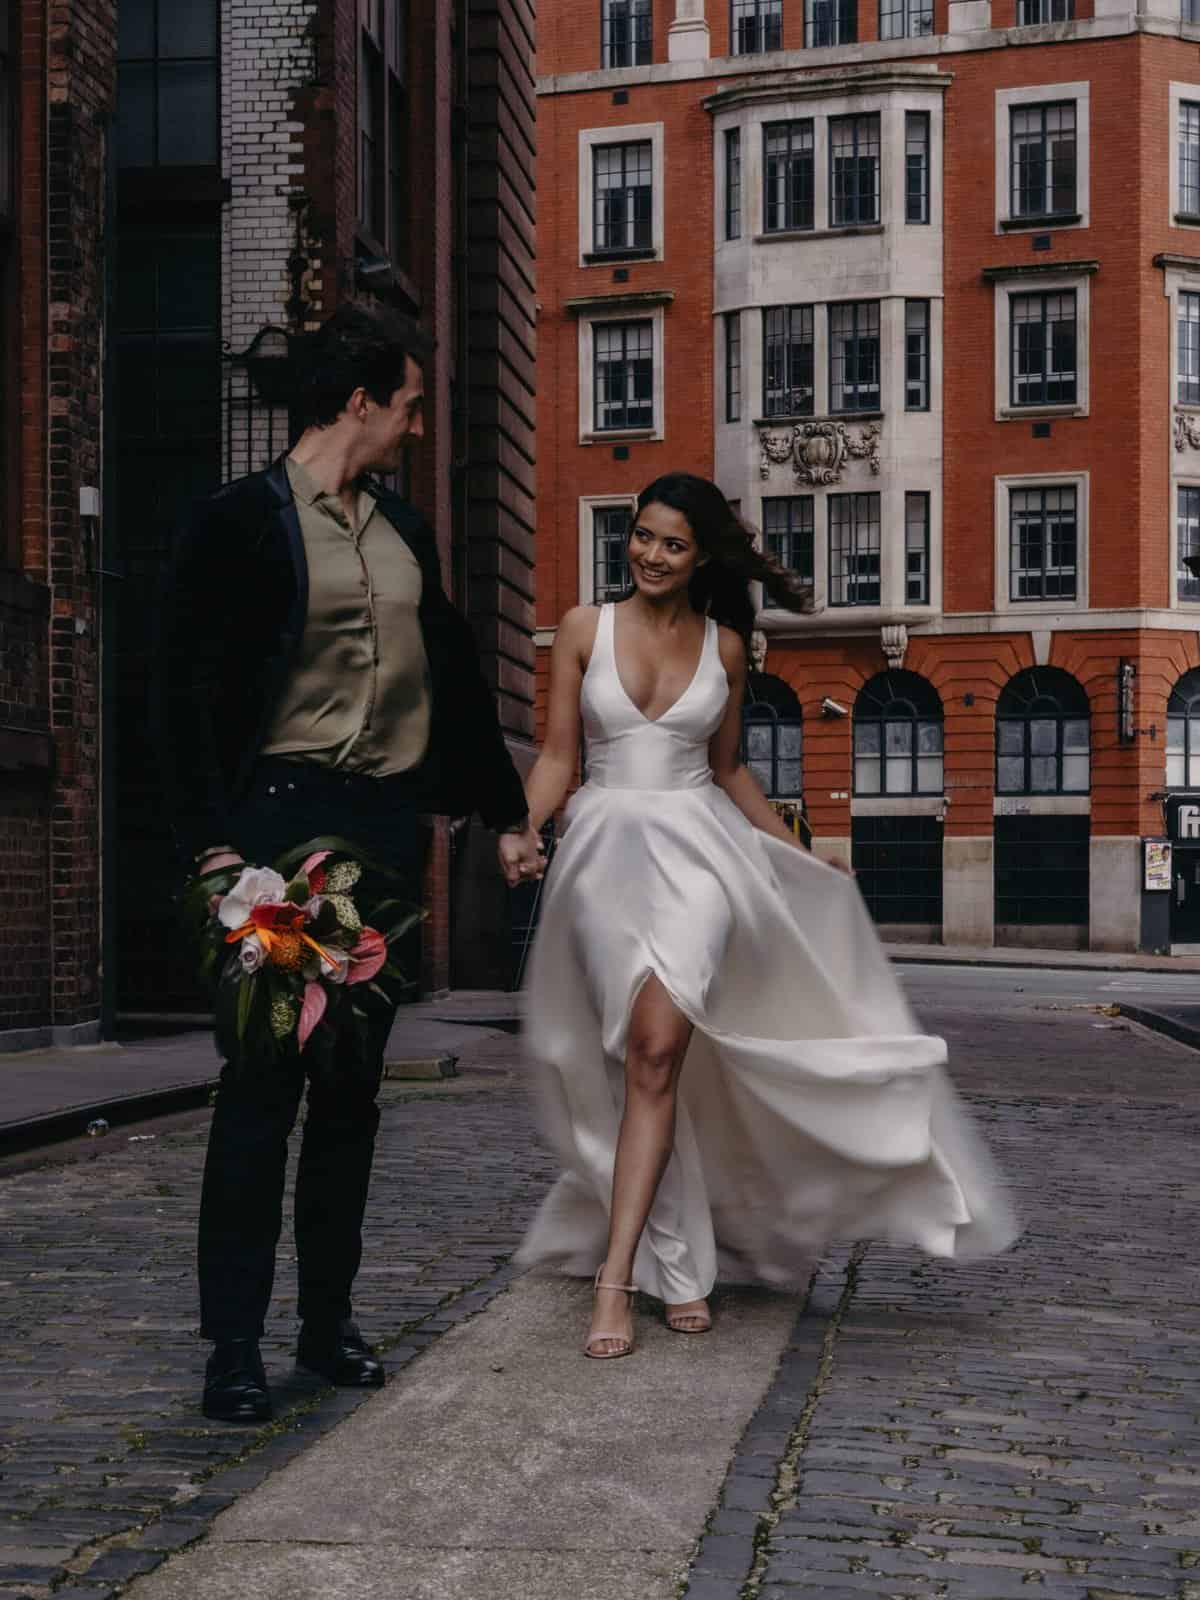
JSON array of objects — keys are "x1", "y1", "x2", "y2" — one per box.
[
  {"x1": 300, "y1": 848, "x2": 333, "y2": 893},
  {"x1": 346, "y1": 927, "x2": 387, "y2": 985},
  {"x1": 298, "y1": 981, "x2": 327, "y2": 1051}
]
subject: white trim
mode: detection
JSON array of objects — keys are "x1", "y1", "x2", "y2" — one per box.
[
  {"x1": 577, "y1": 122, "x2": 665, "y2": 267},
  {"x1": 991, "y1": 269, "x2": 1091, "y2": 422},
  {"x1": 993, "y1": 470, "x2": 1090, "y2": 614},
  {"x1": 1169, "y1": 82, "x2": 1200, "y2": 229},
  {"x1": 576, "y1": 306, "x2": 666, "y2": 443},
  {"x1": 577, "y1": 493, "x2": 637, "y2": 605},
  {"x1": 760, "y1": 604, "x2": 1200, "y2": 639},
  {"x1": 994, "y1": 81, "x2": 1091, "y2": 234}
]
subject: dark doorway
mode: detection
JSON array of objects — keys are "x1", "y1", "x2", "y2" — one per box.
[
  {"x1": 852, "y1": 814, "x2": 943, "y2": 937},
  {"x1": 994, "y1": 814, "x2": 1089, "y2": 947}
]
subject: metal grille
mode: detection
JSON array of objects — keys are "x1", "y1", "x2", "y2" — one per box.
[
  {"x1": 829, "y1": 492, "x2": 881, "y2": 608},
  {"x1": 593, "y1": 141, "x2": 652, "y2": 254},
  {"x1": 1180, "y1": 486, "x2": 1200, "y2": 601},
  {"x1": 1181, "y1": 102, "x2": 1200, "y2": 215},
  {"x1": 601, "y1": 0, "x2": 652, "y2": 66},
  {"x1": 829, "y1": 300, "x2": 880, "y2": 413},
  {"x1": 829, "y1": 114, "x2": 880, "y2": 227},
  {"x1": 1010, "y1": 290, "x2": 1076, "y2": 407},
  {"x1": 1009, "y1": 484, "x2": 1077, "y2": 601},
  {"x1": 725, "y1": 312, "x2": 742, "y2": 423},
  {"x1": 905, "y1": 299, "x2": 929, "y2": 410},
  {"x1": 905, "y1": 491, "x2": 929, "y2": 604},
  {"x1": 764, "y1": 120, "x2": 814, "y2": 233},
  {"x1": 763, "y1": 305, "x2": 814, "y2": 418},
  {"x1": 762, "y1": 496, "x2": 814, "y2": 588},
  {"x1": 725, "y1": 128, "x2": 742, "y2": 240},
  {"x1": 806, "y1": 0, "x2": 857, "y2": 44},
  {"x1": 853, "y1": 815, "x2": 943, "y2": 927},
  {"x1": 905, "y1": 111, "x2": 930, "y2": 222},
  {"x1": 995, "y1": 816, "x2": 1089, "y2": 928},
  {"x1": 593, "y1": 504, "x2": 632, "y2": 601},
  {"x1": 731, "y1": 0, "x2": 783, "y2": 53},
  {"x1": 594, "y1": 320, "x2": 653, "y2": 431},
  {"x1": 880, "y1": 0, "x2": 933, "y2": 37},
  {"x1": 1011, "y1": 101, "x2": 1076, "y2": 219},
  {"x1": 1180, "y1": 292, "x2": 1200, "y2": 405},
  {"x1": 996, "y1": 668, "x2": 1090, "y2": 794},
  {"x1": 853, "y1": 670, "x2": 943, "y2": 794},
  {"x1": 1167, "y1": 669, "x2": 1200, "y2": 786}
]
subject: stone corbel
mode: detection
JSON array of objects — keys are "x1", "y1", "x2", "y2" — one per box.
[
  {"x1": 881, "y1": 623, "x2": 908, "y2": 670},
  {"x1": 1175, "y1": 412, "x2": 1200, "y2": 453}
]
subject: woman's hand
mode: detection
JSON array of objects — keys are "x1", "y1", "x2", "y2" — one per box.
[{"x1": 497, "y1": 824, "x2": 546, "y2": 888}]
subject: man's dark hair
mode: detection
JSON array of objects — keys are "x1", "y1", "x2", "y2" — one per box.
[{"x1": 294, "y1": 303, "x2": 435, "y2": 428}]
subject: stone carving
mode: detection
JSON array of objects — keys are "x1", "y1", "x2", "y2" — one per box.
[
  {"x1": 750, "y1": 630, "x2": 768, "y2": 674},
  {"x1": 881, "y1": 623, "x2": 908, "y2": 670},
  {"x1": 1176, "y1": 412, "x2": 1200, "y2": 453},
  {"x1": 757, "y1": 419, "x2": 882, "y2": 484}
]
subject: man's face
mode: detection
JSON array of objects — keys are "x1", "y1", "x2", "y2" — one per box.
[{"x1": 359, "y1": 355, "x2": 425, "y2": 471}]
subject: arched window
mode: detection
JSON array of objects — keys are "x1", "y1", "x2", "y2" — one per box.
[
  {"x1": 996, "y1": 668, "x2": 1089, "y2": 795},
  {"x1": 853, "y1": 671, "x2": 943, "y2": 795},
  {"x1": 741, "y1": 673, "x2": 803, "y2": 798},
  {"x1": 1167, "y1": 668, "x2": 1200, "y2": 788}
]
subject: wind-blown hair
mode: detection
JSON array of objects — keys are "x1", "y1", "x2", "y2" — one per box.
[
  {"x1": 633, "y1": 473, "x2": 814, "y2": 643},
  {"x1": 293, "y1": 303, "x2": 435, "y2": 429}
]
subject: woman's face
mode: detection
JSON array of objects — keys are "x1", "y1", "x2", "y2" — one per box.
[{"x1": 627, "y1": 502, "x2": 707, "y2": 601}]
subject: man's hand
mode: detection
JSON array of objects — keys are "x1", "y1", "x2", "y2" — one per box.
[{"x1": 497, "y1": 824, "x2": 546, "y2": 889}]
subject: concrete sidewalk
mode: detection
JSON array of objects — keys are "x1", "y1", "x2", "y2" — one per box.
[{"x1": 882, "y1": 940, "x2": 1200, "y2": 973}]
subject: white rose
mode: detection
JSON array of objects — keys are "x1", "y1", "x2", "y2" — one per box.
[
  {"x1": 217, "y1": 866, "x2": 289, "y2": 930},
  {"x1": 239, "y1": 935, "x2": 266, "y2": 974}
]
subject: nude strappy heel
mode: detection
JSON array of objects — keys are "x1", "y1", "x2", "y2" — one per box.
[
  {"x1": 584, "y1": 1267, "x2": 637, "y2": 1359},
  {"x1": 665, "y1": 1301, "x2": 712, "y2": 1335}
]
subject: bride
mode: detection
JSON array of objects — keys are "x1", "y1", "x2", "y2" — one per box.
[{"x1": 505, "y1": 473, "x2": 1016, "y2": 1359}]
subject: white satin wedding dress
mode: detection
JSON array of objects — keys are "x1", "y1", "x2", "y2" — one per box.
[{"x1": 517, "y1": 603, "x2": 1017, "y2": 1305}]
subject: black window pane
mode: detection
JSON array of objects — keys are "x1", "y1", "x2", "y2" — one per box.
[
  {"x1": 725, "y1": 312, "x2": 742, "y2": 423},
  {"x1": 1180, "y1": 486, "x2": 1200, "y2": 600},
  {"x1": 905, "y1": 111, "x2": 930, "y2": 222},
  {"x1": 1180, "y1": 292, "x2": 1200, "y2": 406},
  {"x1": 830, "y1": 300, "x2": 881, "y2": 413},
  {"x1": 1009, "y1": 486, "x2": 1077, "y2": 601},
  {"x1": 1011, "y1": 101, "x2": 1076, "y2": 219},
  {"x1": 602, "y1": 0, "x2": 652, "y2": 67},
  {"x1": 830, "y1": 114, "x2": 880, "y2": 227},
  {"x1": 117, "y1": 62, "x2": 156, "y2": 168},
  {"x1": 1010, "y1": 291, "x2": 1076, "y2": 408},
  {"x1": 905, "y1": 491, "x2": 929, "y2": 603},
  {"x1": 594, "y1": 505, "x2": 632, "y2": 601},
  {"x1": 829, "y1": 492, "x2": 881, "y2": 606},
  {"x1": 1182, "y1": 102, "x2": 1200, "y2": 215},
  {"x1": 118, "y1": 0, "x2": 154, "y2": 58},
  {"x1": 725, "y1": 128, "x2": 742, "y2": 240},
  {"x1": 905, "y1": 300, "x2": 929, "y2": 410},
  {"x1": 807, "y1": 0, "x2": 858, "y2": 44},
  {"x1": 764, "y1": 120, "x2": 814, "y2": 233},
  {"x1": 157, "y1": 64, "x2": 218, "y2": 165},
  {"x1": 763, "y1": 305, "x2": 813, "y2": 417},
  {"x1": 732, "y1": 0, "x2": 783, "y2": 52},
  {"x1": 159, "y1": 4, "x2": 219, "y2": 57},
  {"x1": 762, "y1": 496, "x2": 814, "y2": 587}
]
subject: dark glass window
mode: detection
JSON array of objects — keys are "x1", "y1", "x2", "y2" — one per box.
[
  {"x1": 1187, "y1": 0, "x2": 1200, "y2": 21},
  {"x1": 995, "y1": 815, "x2": 1089, "y2": 927},
  {"x1": 830, "y1": 492, "x2": 881, "y2": 607},
  {"x1": 725, "y1": 312, "x2": 742, "y2": 423},
  {"x1": 905, "y1": 111, "x2": 930, "y2": 222},
  {"x1": 594, "y1": 320, "x2": 653, "y2": 431},
  {"x1": 762, "y1": 495, "x2": 815, "y2": 588},
  {"x1": 830, "y1": 300, "x2": 881, "y2": 413},
  {"x1": 1179, "y1": 485, "x2": 1200, "y2": 601},
  {"x1": 830, "y1": 114, "x2": 880, "y2": 227},
  {"x1": 357, "y1": 0, "x2": 407, "y2": 261},
  {"x1": 1016, "y1": 0, "x2": 1074, "y2": 19},
  {"x1": 742, "y1": 703, "x2": 803, "y2": 797},
  {"x1": 853, "y1": 670, "x2": 943, "y2": 794},
  {"x1": 1181, "y1": 102, "x2": 1200, "y2": 216},
  {"x1": 1011, "y1": 101, "x2": 1076, "y2": 220},
  {"x1": 764, "y1": 120, "x2": 814, "y2": 233},
  {"x1": 853, "y1": 814, "x2": 943, "y2": 926},
  {"x1": 602, "y1": 0, "x2": 652, "y2": 66},
  {"x1": 905, "y1": 491, "x2": 930, "y2": 603},
  {"x1": 806, "y1": 0, "x2": 857, "y2": 44},
  {"x1": 117, "y1": 0, "x2": 218, "y2": 168},
  {"x1": 763, "y1": 305, "x2": 814, "y2": 417},
  {"x1": 881, "y1": 0, "x2": 932, "y2": 37},
  {"x1": 905, "y1": 300, "x2": 930, "y2": 410},
  {"x1": 1168, "y1": 668, "x2": 1200, "y2": 786},
  {"x1": 593, "y1": 141, "x2": 653, "y2": 253},
  {"x1": 593, "y1": 504, "x2": 632, "y2": 601},
  {"x1": 732, "y1": 0, "x2": 784, "y2": 53},
  {"x1": 1181, "y1": 291, "x2": 1200, "y2": 405},
  {"x1": 1011, "y1": 291, "x2": 1077, "y2": 407},
  {"x1": 996, "y1": 667, "x2": 1089, "y2": 794},
  {"x1": 725, "y1": 129, "x2": 742, "y2": 239},
  {"x1": 1009, "y1": 484, "x2": 1077, "y2": 601},
  {"x1": 0, "y1": 0, "x2": 11, "y2": 225}
]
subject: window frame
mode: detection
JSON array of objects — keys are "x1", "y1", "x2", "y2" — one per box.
[
  {"x1": 995, "y1": 669, "x2": 1091, "y2": 797},
  {"x1": 829, "y1": 299, "x2": 881, "y2": 415},
  {"x1": 905, "y1": 491, "x2": 930, "y2": 604},
  {"x1": 880, "y1": 0, "x2": 933, "y2": 40},
  {"x1": 601, "y1": 0, "x2": 653, "y2": 68},
  {"x1": 724, "y1": 311, "x2": 742, "y2": 424},
  {"x1": 593, "y1": 319, "x2": 654, "y2": 433},
  {"x1": 993, "y1": 472, "x2": 1089, "y2": 612},
  {"x1": 994, "y1": 82, "x2": 1090, "y2": 234},
  {"x1": 742, "y1": 701, "x2": 804, "y2": 799},
  {"x1": 762, "y1": 494, "x2": 815, "y2": 589},
  {"x1": 1180, "y1": 290, "x2": 1200, "y2": 406},
  {"x1": 806, "y1": 0, "x2": 858, "y2": 47},
  {"x1": 763, "y1": 119, "x2": 815, "y2": 235},
  {"x1": 829, "y1": 112, "x2": 881, "y2": 228},
  {"x1": 579, "y1": 122, "x2": 665, "y2": 267},
  {"x1": 578, "y1": 495, "x2": 637, "y2": 604},
  {"x1": 356, "y1": 0, "x2": 408, "y2": 266},
  {"x1": 591, "y1": 139, "x2": 654, "y2": 257},
  {"x1": 1015, "y1": 0, "x2": 1074, "y2": 22},
  {"x1": 1177, "y1": 481, "x2": 1200, "y2": 605},
  {"x1": 725, "y1": 127, "x2": 742, "y2": 241},
  {"x1": 1171, "y1": 83, "x2": 1200, "y2": 227},
  {"x1": 1009, "y1": 289, "x2": 1077, "y2": 410},
  {"x1": 731, "y1": 0, "x2": 784, "y2": 54},
  {"x1": 905, "y1": 111, "x2": 930, "y2": 223},
  {"x1": 829, "y1": 490, "x2": 882, "y2": 608},
  {"x1": 853, "y1": 671, "x2": 945, "y2": 797},
  {"x1": 576, "y1": 305, "x2": 666, "y2": 442},
  {"x1": 991, "y1": 267, "x2": 1091, "y2": 420},
  {"x1": 1167, "y1": 668, "x2": 1200, "y2": 788},
  {"x1": 904, "y1": 299, "x2": 930, "y2": 411},
  {"x1": 116, "y1": 0, "x2": 220, "y2": 170},
  {"x1": 762, "y1": 304, "x2": 815, "y2": 419}
]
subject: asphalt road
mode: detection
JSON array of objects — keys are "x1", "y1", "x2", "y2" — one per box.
[{"x1": 899, "y1": 959, "x2": 1200, "y2": 1011}]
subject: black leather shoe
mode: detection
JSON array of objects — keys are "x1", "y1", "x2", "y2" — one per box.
[
  {"x1": 202, "y1": 1339, "x2": 272, "y2": 1422},
  {"x1": 296, "y1": 1318, "x2": 385, "y2": 1387}
]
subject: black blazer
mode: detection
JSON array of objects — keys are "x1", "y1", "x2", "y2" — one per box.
[{"x1": 154, "y1": 456, "x2": 528, "y2": 864}]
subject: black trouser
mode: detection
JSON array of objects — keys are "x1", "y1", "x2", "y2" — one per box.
[{"x1": 197, "y1": 758, "x2": 425, "y2": 1343}]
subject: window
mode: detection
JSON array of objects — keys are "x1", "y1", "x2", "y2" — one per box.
[
  {"x1": 763, "y1": 306, "x2": 814, "y2": 418},
  {"x1": 1179, "y1": 486, "x2": 1200, "y2": 601},
  {"x1": 1167, "y1": 668, "x2": 1200, "y2": 786},
  {"x1": 602, "y1": 0, "x2": 652, "y2": 66},
  {"x1": 1181, "y1": 291, "x2": 1200, "y2": 405},
  {"x1": 117, "y1": 0, "x2": 219, "y2": 167},
  {"x1": 905, "y1": 492, "x2": 930, "y2": 603},
  {"x1": 593, "y1": 142, "x2": 652, "y2": 254},
  {"x1": 880, "y1": 0, "x2": 932, "y2": 37},
  {"x1": 594, "y1": 320, "x2": 653, "y2": 431},
  {"x1": 764, "y1": 121, "x2": 814, "y2": 233},
  {"x1": 829, "y1": 492, "x2": 881, "y2": 607},
  {"x1": 742, "y1": 702, "x2": 803, "y2": 797},
  {"x1": 593, "y1": 505, "x2": 632, "y2": 601},
  {"x1": 1009, "y1": 485, "x2": 1077, "y2": 601},
  {"x1": 357, "y1": 0, "x2": 407, "y2": 263},
  {"x1": 0, "y1": 0, "x2": 13, "y2": 567},
  {"x1": 996, "y1": 668, "x2": 1090, "y2": 794},
  {"x1": 725, "y1": 129, "x2": 742, "y2": 240},
  {"x1": 732, "y1": 0, "x2": 783, "y2": 52},
  {"x1": 806, "y1": 0, "x2": 857, "y2": 45},
  {"x1": 829, "y1": 114, "x2": 880, "y2": 227},
  {"x1": 725, "y1": 313, "x2": 742, "y2": 423},
  {"x1": 905, "y1": 112, "x2": 930, "y2": 223},
  {"x1": 1010, "y1": 291, "x2": 1076, "y2": 408},
  {"x1": 1181, "y1": 102, "x2": 1200, "y2": 217},
  {"x1": 1016, "y1": 0, "x2": 1073, "y2": 20},
  {"x1": 1011, "y1": 102, "x2": 1076, "y2": 220},
  {"x1": 905, "y1": 300, "x2": 930, "y2": 411},
  {"x1": 0, "y1": 0, "x2": 11, "y2": 225},
  {"x1": 1188, "y1": 0, "x2": 1200, "y2": 23},
  {"x1": 763, "y1": 496, "x2": 815, "y2": 588},
  {"x1": 829, "y1": 301, "x2": 881, "y2": 413},
  {"x1": 853, "y1": 671, "x2": 944, "y2": 795}
]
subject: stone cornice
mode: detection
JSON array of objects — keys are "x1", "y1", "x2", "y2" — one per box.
[
  {"x1": 563, "y1": 290, "x2": 676, "y2": 315},
  {"x1": 981, "y1": 259, "x2": 1099, "y2": 281},
  {"x1": 702, "y1": 64, "x2": 952, "y2": 115}
]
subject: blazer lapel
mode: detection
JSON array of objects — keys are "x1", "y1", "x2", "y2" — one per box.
[{"x1": 264, "y1": 454, "x2": 308, "y2": 636}]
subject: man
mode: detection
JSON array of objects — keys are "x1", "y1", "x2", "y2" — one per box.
[{"x1": 156, "y1": 304, "x2": 543, "y2": 1421}]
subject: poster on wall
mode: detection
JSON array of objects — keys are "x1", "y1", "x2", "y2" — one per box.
[{"x1": 1144, "y1": 840, "x2": 1172, "y2": 892}]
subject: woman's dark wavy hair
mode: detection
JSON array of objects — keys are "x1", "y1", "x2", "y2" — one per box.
[
  {"x1": 293, "y1": 303, "x2": 435, "y2": 429},
  {"x1": 632, "y1": 473, "x2": 813, "y2": 644}
]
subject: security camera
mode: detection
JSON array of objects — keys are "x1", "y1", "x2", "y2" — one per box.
[{"x1": 820, "y1": 696, "x2": 849, "y2": 718}]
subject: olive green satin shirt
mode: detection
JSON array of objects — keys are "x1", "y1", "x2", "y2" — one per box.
[{"x1": 261, "y1": 458, "x2": 432, "y2": 775}]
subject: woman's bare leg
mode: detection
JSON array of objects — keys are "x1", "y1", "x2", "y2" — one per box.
[{"x1": 587, "y1": 974, "x2": 702, "y2": 1354}]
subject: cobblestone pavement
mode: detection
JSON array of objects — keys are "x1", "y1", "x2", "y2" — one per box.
[
  {"x1": 688, "y1": 1003, "x2": 1200, "y2": 1600},
  {"x1": 0, "y1": 1031, "x2": 556, "y2": 1599}
]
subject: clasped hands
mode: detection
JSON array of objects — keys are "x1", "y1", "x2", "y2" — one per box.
[{"x1": 497, "y1": 821, "x2": 546, "y2": 889}]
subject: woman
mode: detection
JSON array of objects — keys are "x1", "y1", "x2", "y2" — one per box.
[{"x1": 509, "y1": 474, "x2": 1016, "y2": 1359}]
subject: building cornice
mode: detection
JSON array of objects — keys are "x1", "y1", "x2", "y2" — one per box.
[
  {"x1": 703, "y1": 64, "x2": 952, "y2": 114},
  {"x1": 563, "y1": 290, "x2": 676, "y2": 315},
  {"x1": 981, "y1": 259, "x2": 1099, "y2": 281},
  {"x1": 1154, "y1": 252, "x2": 1200, "y2": 274}
]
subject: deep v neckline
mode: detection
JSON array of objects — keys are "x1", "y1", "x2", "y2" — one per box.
[{"x1": 608, "y1": 603, "x2": 711, "y2": 726}]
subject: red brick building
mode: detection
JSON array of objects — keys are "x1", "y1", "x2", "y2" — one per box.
[{"x1": 535, "y1": 0, "x2": 1200, "y2": 952}]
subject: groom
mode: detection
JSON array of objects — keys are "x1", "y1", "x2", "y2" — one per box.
[{"x1": 156, "y1": 303, "x2": 543, "y2": 1421}]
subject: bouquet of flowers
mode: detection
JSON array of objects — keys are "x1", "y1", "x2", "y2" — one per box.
[{"x1": 183, "y1": 837, "x2": 422, "y2": 1071}]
